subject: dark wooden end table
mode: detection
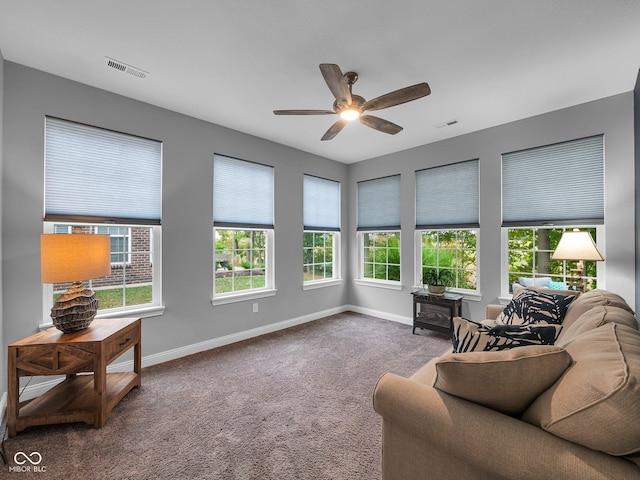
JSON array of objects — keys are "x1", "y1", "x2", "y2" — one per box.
[{"x1": 411, "y1": 290, "x2": 463, "y2": 336}]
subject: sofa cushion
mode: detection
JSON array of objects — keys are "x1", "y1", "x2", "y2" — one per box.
[
  {"x1": 547, "y1": 280, "x2": 566, "y2": 290},
  {"x1": 496, "y1": 288, "x2": 578, "y2": 325},
  {"x1": 522, "y1": 323, "x2": 640, "y2": 456},
  {"x1": 562, "y1": 289, "x2": 634, "y2": 330},
  {"x1": 518, "y1": 276, "x2": 551, "y2": 287},
  {"x1": 557, "y1": 305, "x2": 639, "y2": 345},
  {"x1": 432, "y1": 346, "x2": 571, "y2": 416},
  {"x1": 452, "y1": 317, "x2": 562, "y2": 353},
  {"x1": 528, "y1": 285, "x2": 583, "y2": 298}
]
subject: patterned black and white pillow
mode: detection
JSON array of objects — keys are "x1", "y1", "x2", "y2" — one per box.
[
  {"x1": 496, "y1": 289, "x2": 577, "y2": 325},
  {"x1": 452, "y1": 317, "x2": 563, "y2": 353}
]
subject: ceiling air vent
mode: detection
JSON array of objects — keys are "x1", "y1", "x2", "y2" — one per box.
[
  {"x1": 435, "y1": 119, "x2": 459, "y2": 128},
  {"x1": 104, "y1": 57, "x2": 148, "y2": 79}
]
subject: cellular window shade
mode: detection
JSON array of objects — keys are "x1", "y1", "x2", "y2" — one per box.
[
  {"x1": 502, "y1": 135, "x2": 604, "y2": 226},
  {"x1": 213, "y1": 155, "x2": 274, "y2": 228},
  {"x1": 45, "y1": 117, "x2": 162, "y2": 224},
  {"x1": 357, "y1": 175, "x2": 401, "y2": 231},
  {"x1": 304, "y1": 175, "x2": 340, "y2": 231},
  {"x1": 416, "y1": 159, "x2": 479, "y2": 229}
]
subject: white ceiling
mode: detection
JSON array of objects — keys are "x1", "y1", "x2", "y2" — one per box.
[{"x1": 1, "y1": 1, "x2": 640, "y2": 164}]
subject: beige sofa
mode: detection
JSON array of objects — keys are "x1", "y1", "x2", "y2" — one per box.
[{"x1": 373, "y1": 289, "x2": 640, "y2": 480}]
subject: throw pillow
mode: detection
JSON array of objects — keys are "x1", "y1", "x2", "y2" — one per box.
[
  {"x1": 433, "y1": 346, "x2": 572, "y2": 416},
  {"x1": 496, "y1": 288, "x2": 578, "y2": 325},
  {"x1": 518, "y1": 276, "x2": 551, "y2": 287},
  {"x1": 452, "y1": 317, "x2": 562, "y2": 353},
  {"x1": 547, "y1": 280, "x2": 566, "y2": 290}
]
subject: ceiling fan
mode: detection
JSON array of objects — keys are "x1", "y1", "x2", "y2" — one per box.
[{"x1": 273, "y1": 63, "x2": 431, "y2": 141}]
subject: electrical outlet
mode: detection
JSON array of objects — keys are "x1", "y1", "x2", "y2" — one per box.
[{"x1": 252, "y1": 303, "x2": 259, "y2": 313}]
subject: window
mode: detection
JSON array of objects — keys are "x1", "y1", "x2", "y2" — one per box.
[
  {"x1": 507, "y1": 227, "x2": 601, "y2": 292},
  {"x1": 303, "y1": 174, "x2": 340, "y2": 285},
  {"x1": 415, "y1": 160, "x2": 479, "y2": 291},
  {"x1": 213, "y1": 154, "x2": 274, "y2": 301},
  {"x1": 357, "y1": 175, "x2": 401, "y2": 286},
  {"x1": 215, "y1": 228, "x2": 268, "y2": 293},
  {"x1": 45, "y1": 223, "x2": 157, "y2": 310},
  {"x1": 502, "y1": 136, "x2": 604, "y2": 294},
  {"x1": 96, "y1": 226, "x2": 131, "y2": 264},
  {"x1": 419, "y1": 230, "x2": 477, "y2": 289},
  {"x1": 43, "y1": 117, "x2": 163, "y2": 319},
  {"x1": 362, "y1": 231, "x2": 401, "y2": 281},
  {"x1": 303, "y1": 232, "x2": 336, "y2": 282}
]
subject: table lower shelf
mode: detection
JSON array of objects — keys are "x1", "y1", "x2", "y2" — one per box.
[
  {"x1": 414, "y1": 312, "x2": 452, "y2": 336},
  {"x1": 13, "y1": 372, "x2": 139, "y2": 434}
]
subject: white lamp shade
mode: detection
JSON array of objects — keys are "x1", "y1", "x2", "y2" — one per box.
[
  {"x1": 551, "y1": 230, "x2": 604, "y2": 262},
  {"x1": 41, "y1": 234, "x2": 111, "y2": 283}
]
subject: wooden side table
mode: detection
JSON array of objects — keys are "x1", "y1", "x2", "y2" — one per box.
[
  {"x1": 412, "y1": 290, "x2": 463, "y2": 336},
  {"x1": 7, "y1": 317, "x2": 141, "y2": 437}
]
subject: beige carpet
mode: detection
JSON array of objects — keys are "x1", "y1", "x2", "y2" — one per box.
[{"x1": 3, "y1": 311, "x2": 450, "y2": 479}]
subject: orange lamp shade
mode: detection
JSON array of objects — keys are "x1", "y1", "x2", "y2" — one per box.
[{"x1": 41, "y1": 234, "x2": 112, "y2": 283}]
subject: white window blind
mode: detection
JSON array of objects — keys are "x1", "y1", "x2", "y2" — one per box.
[
  {"x1": 213, "y1": 154, "x2": 274, "y2": 228},
  {"x1": 45, "y1": 117, "x2": 162, "y2": 224},
  {"x1": 357, "y1": 174, "x2": 401, "y2": 231},
  {"x1": 303, "y1": 174, "x2": 340, "y2": 231},
  {"x1": 502, "y1": 135, "x2": 604, "y2": 226},
  {"x1": 416, "y1": 159, "x2": 479, "y2": 228}
]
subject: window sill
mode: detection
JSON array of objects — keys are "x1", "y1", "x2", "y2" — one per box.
[
  {"x1": 354, "y1": 279, "x2": 403, "y2": 291},
  {"x1": 411, "y1": 285, "x2": 482, "y2": 302},
  {"x1": 450, "y1": 289, "x2": 482, "y2": 302},
  {"x1": 39, "y1": 304, "x2": 165, "y2": 331},
  {"x1": 211, "y1": 288, "x2": 277, "y2": 306},
  {"x1": 498, "y1": 295, "x2": 513, "y2": 305},
  {"x1": 303, "y1": 279, "x2": 343, "y2": 290}
]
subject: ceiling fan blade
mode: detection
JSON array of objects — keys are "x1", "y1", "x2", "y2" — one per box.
[
  {"x1": 321, "y1": 119, "x2": 347, "y2": 141},
  {"x1": 273, "y1": 109, "x2": 336, "y2": 115},
  {"x1": 359, "y1": 115, "x2": 403, "y2": 135},
  {"x1": 319, "y1": 63, "x2": 352, "y2": 107},
  {"x1": 362, "y1": 82, "x2": 431, "y2": 112}
]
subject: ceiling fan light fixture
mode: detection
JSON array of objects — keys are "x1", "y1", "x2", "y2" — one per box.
[
  {"x1": 340, "y1": 108, "x2": 360, "y2": 121},
  {"x1": 274, "y1": 64, "x2": 431, "y2": 140}
]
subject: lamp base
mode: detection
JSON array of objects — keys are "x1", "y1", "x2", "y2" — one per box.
[
  {"x1": 566, "y1": 260, "x2": 587, "y2": 293},
  {"x1": 51, "y1": 281, "x2": 99, "y2": 333}
]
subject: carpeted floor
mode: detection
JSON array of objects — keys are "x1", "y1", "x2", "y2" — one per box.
[{"x1": 3, "y1": 311, "x2": 450, "y2": 479}]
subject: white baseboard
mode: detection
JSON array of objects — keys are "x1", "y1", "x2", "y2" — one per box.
[
  {"x1": 139, "y1": 304, "x2": 350, "y2": 368},
  {"x1": 0, "y1": 391, "x2": 6, "y2": 423},
  {"x1": 345, "y1": 304, "x2": 413, "y2": 326},
  {"x1": 3, "y1": 304, "x2": 409, "y2": 402}
]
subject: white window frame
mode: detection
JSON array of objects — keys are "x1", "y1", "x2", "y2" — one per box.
[
  {"x1": 414, "y1": 228, "x2": 480, "y2": 298},
  {"x1": 500, "y1": 225, "x2": 605, "y2": 301},
  {"x1": 355, "y1": 230, "x2": 402, "y2": 290},
  {"x1": 41, "y1": 221, "x2": 164, "y2": 329},
  {"x1": 95, "y1": 225, "x2": 132, "y2": 265},
  {"x1": 302, "y1": 230, "x2": 342, "y2": 290},
  {"x1": 211, "y1": 227, "x2": 276, "y2": 305}
]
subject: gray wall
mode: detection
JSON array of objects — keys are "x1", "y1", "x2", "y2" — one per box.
[
  {"x1": 348, "y1": 93, "x2": 636, "y2": 322},
  {"x1": 2, "y1": 62, "x2": 349, "y2": 364},
  {"x1": 635, "y1": 69, "x2": 640, "y2": 311},
  {"x1": 1, "y1": 60, "x2": 637, "y2": 398},
  {"x1": 0, "y1": 50, "x2": 4, "y2": 397}
]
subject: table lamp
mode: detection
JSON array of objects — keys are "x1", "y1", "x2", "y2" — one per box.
[
  {"x1": 551, "y1": 229, "x2": 604, "y2": 292},
  {"x1": 41, "y1": 234, "x2": 111, "y2": 333}
]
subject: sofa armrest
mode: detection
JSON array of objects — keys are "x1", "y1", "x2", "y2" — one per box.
[
  {"x1": 486, "y1": 304, "x2": 504, "y2": 319},
  {"x1": 372, "y1": 372, "x2": 640, "y2": 480}
]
